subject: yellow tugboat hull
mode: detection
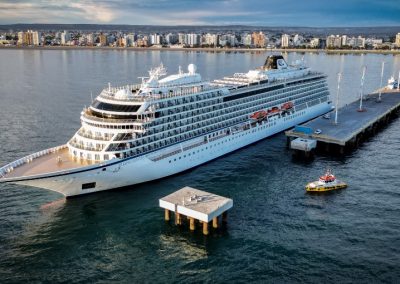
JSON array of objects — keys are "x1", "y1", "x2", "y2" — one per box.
[{"x1": 305, "y1": 182, "x2": 347, "y2": 192}]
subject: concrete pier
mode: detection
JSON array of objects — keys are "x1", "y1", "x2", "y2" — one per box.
[
  {"x1": 286, "y1": 90, "x2": 400, "y2": 155},
  {"x1": 159, "y1": 186, "x2": 233, "y2": 235}
]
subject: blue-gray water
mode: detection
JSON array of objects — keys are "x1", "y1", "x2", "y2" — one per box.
[{"x1": 0, "y1": 50, "x2": 400, "y2": 283}]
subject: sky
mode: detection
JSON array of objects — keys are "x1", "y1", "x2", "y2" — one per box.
[{"x1": 0, "y1": 0, "x2": 399, "y2": 27}]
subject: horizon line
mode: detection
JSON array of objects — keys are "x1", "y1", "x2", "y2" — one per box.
[{"x1": 1, "y1": 23, "x2": 400, "y2": 29}]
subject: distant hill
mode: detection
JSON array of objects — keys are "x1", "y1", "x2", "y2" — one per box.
[{"x1": 1, "y1": 24, "x2": 399, "y2": 37}]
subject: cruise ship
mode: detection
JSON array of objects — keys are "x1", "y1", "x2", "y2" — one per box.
[{"x1": 0, "y1": 55, "x2": 332, "y2": 197}]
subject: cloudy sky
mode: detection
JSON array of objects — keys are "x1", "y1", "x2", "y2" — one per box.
[{"x1": 1, "y1": 0, "x2": 399, "y2": 26}]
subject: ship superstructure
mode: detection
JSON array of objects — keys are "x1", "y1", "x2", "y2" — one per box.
[{"x1": 0, "y1": 55, "x2": 332, "y2": 197}]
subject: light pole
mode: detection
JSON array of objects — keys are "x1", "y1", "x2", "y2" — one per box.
[
  {"x1": 358, "y1": 66, "x2": 366, "y2": 112},
  {"x1": 377, "y1": 61, "x2": 385, "y2": 102},
  {"x1": 334, "y1": 72, "x2": 342, "y2": 125}
]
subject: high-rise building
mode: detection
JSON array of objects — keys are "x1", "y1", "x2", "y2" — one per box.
[
  {"x1": 341, "y1": 35, "x2": 348, "y2": 46},
  {"x1": 395, "y1": 33, "x2": 400, "y2": 47},
  {"x1": 356, "y1": 36, "x2": 366, "y2": 48},
  {"x1": 61, "y1": 31, "x2": 70, "y2": 45},
  {"x1": 122, "y1": 34, "x2": 134, "y2": 47},
  {"x1": 326, "y1": 35, "x2": 342, "y2": 48},
  {"x1": 178, "y1": 33, "x2": 185, "y2": 45},
  {"x1": 293, "y1": 34, "x2": 303, "y2": 46},
  {"x1": 165, "y1": 33, "x2": 178, "y2": 45},
  {"x1": 17, "y1": 31, "x2": 25, "y2": 45},
  {"x1": 86, "y1": 33, "x2": 94, "y2": 45},
  {"x1": 281, "y1": 34, "x2": 290, "y2": 48},
  {"x1": 310, "y1": 38, "x2": 320, "y2": 48},
  {"x1": 17, "y1": 30, "x2": 40, "y2": 45},
  {"x1": 99, "y1": 34, "x2": 107, "y2": 46},
  {"x1": 150, "y1": 34, "x2": 161, "y2": 45},
  {"x1": 252, "y1": 31, "x2": 266, "y2": 48},
  {"x1": 32, "y1": 31, "x2": 41, "y2": 46},
  {"x1": 241, "y1": 33, "x2": 253, "y2": 46},
  {"x1": 185, "y1": 33, "x2": 199, "y2": 47},
  {"x1": 204, "y1": 33, "x2": 219, "y2": 47}
]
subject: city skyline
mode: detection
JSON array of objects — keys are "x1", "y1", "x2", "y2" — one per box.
[{"x1": 1, "y1": 0, "x2": 400, "y2": 27}]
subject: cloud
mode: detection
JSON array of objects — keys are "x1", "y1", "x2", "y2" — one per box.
[
  {"x1": 0, "y1": 0, "x2": 399, "y2": 26},
  {"x1": 70, "y1": 2, "x2": 115, "y2": 23}
]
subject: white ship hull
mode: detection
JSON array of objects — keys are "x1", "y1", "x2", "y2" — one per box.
[{"x1": 8, "y1": 102, "x2": 331, "y2": 197}]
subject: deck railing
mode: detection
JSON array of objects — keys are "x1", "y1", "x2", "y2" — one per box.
[{"x1": 0, "y1": 145, "x2": 68, "y2": 178}]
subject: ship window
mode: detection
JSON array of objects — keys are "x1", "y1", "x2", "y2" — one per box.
[
  {"x1": 82, "y1": 182, "x2": 96, "y2": 190},
  {"x1": 92, "y1": 100, "x2": 141, "y2": 113}
]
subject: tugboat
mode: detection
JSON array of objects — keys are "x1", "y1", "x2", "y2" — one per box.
[{"x1": 305, "y1": 169, "x2": 347, "y2": 192}]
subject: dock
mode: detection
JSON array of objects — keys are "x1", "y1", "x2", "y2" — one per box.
[
  {"x1": 286, "y1": 90, "x2": 400, "y2": 155},
  {"x1": 159, "y1": 186, "x2": 233, "y2": 235}
]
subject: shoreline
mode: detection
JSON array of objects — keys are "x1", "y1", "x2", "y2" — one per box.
[{"x1": 1, "y1": 45, "x2": 400, "y2": 54}]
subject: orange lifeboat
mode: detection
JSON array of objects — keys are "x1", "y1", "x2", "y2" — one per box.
[
  {"x1": 281, "y1": 102, "x2": 294, "y2": 111},
  {"x1": 250, "y1": 110, "x2": 268, "y2": 120},
  {"x1": 267, "y1": 106, "x2": 280, "y2": 116}
]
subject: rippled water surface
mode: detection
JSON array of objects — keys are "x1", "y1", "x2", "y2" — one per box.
[{"x1": 0, "y1": 50, "x2": 400, "y2": 283}]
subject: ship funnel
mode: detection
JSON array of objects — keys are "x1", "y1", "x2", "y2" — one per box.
[{"x1": 263, "y1": 55, "x2": 288, "y2": 70}]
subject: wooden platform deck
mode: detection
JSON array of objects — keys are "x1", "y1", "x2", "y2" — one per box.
[{"x1": 159, "y1": 186, "x2": 233, "y2": 235}]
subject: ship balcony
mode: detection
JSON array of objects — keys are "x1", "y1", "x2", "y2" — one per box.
[
  {"x1": 76, "y1": 130, "x2": 112, "y2": 141},
  {"x1": 68, "y1": 141, "x2": 105, "y2": 152},
  {"x1": 81, "y1": 110, "x2": 153, "y2": 126}
]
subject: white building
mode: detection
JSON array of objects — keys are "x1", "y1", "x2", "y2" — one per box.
[
  {"x1": 178, "y1": 33, "x2": 185, "y2": 45},
  {"x1": 185, "y1": 33, "x2": 199, "y2": 46},
  {"x1": 204, "y1": 33, "x2": 219, "y2": 46},
  {"x1": 32, "y1": 31, "x2": 41, "y2": 45},
  {"x1": 395, "y1": 33, "x2": 400, "y2": 47},
  {"x1": 241, "y1": 33, "x2": 252, "y2": 46},
  {"x1": 326, "y1": 35, "x2": 342, "y2": 48},
  {"x1": 310, "y1": 38, "x2": 320, "y2": 48},
  {"x1": 150, "y1": 34, "x2": 161, "y2": 45},
  {"x1": 356, "y1": 36, "x2": 366, "y2": 48},
  {"x1": 17, "y1": 31, "x2": 25, "y2": 45},
  {"x1": 293, "y1": 34, "x2": 303, "y2": 46},
  {"x1": 61, "y1": 31, "x2": 70, "y2": 45},
  {"x1": 125, "y1": 34, "x2": 136, "y2": 46},
  {"x1": 281, "y1": 34, "x2": 290, "y2": 48},
  {"x1": 86, "y1": 33, "x2": 94, "y2": 45}
]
